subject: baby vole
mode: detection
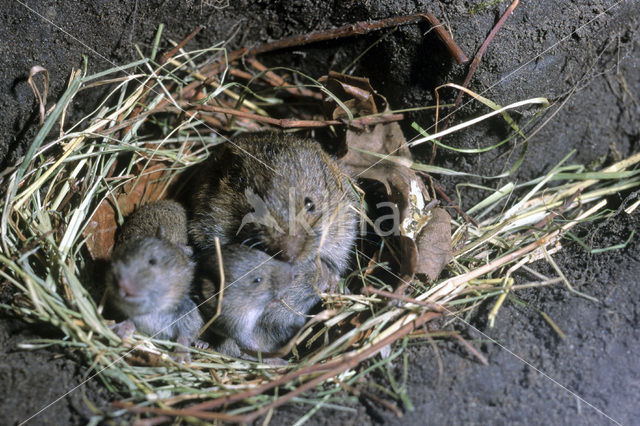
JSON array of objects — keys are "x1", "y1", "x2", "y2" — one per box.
[
  {"x1": 255, "y1": 262, "x2": 328, "y2": 352},
  {"x1": 189, "y1": 132, "x2": 358, "y2": 278},
  {"x1": 107, "y1": 200, "x2": 206, "y2": 362},
  {"x1": 197, "y1": 245, "x2": 324, "y2": 359}
]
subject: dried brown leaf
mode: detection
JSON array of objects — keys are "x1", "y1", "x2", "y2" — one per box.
[
  {"x1": 339, "y1": 121, "x2": 451, "y2": 281},
  {"x1": 83, "y1": 163, "x2": 174, "y2": 260},
  {"x1": 84, "y1": 197, "x2": 118, "y2": 260},
  {"x1": 339, "y1": 121, "x2": 411, "y2": 166},
  {"x1": 392, "y1": 235, "x2": 419, "y2": 280},
  {"x1": 414, "y1": 207, "x2": 452, "y2": 280},
  {"x1": 318, "y1": 71, "x2": 386, "y2": 120}
]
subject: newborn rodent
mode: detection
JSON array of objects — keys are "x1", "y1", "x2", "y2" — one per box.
[
  {"x1": 107, "y1": 200, "x2": 206, "y2": 362},
  {"x1": 197, "y1": 244, "x2": 325, "y2": 358},
  {"x1": 255, "y1": 262, "x2": 328, "y2": 353},
  {"x1": 189, "y1": 132, "x2": 358, "y2": 278}
]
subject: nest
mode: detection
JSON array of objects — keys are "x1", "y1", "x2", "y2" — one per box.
[{"x1": 2, "y1": 29, "x2": 639, "y2": 423}]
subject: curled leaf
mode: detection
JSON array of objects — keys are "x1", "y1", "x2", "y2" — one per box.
[
  {"x1": 339, "y1": 121, "x2": 411, "y2": 164},
  {"x1": 390, "y1": 235, "x2": 419, "y2": 280},
  {"x1": 318, "y1": 71, "x2": 387, "y2": 121},
  {"x1": 340, "y1": 120, "x2": 452, "y2": 281},
  {"x1": 84, "y1": 197, "x2": 118, "y2": 260},
  {"x1": 414, "y1": 207, "x2": 452, "y2": 280}
]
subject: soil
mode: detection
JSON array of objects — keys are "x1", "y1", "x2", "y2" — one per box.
[{"x1": 1, "y1": 0, "x2": 638, "y2": 424}]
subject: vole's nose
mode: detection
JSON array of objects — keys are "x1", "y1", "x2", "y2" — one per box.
[
  {"x1": 277, "y1": 234, "x2": 305, "y2": 263},
  {"x1": 118, "y1": 279, "x2": 138, "y2": 299}
]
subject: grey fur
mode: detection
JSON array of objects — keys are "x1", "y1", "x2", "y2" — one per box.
[
  {"x1": 198, "y1": 245, "x2": 326, "y2": 358},
  {"x1": 107, "y1": 200, "x2": 205, "y2": 362}
]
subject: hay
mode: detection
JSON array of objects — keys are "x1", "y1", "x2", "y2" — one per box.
[{"x1": 2, "y1": 35, "x2": 639, "y2": 423}]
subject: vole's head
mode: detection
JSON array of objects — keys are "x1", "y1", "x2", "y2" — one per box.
[
  {"x1": 223, "y1": 132, "x2": 358, "y2": 273},
  {"x1": 199, "y1": 245, "x2": 293, "y2": 301},
  {"x1": 198, "y1": 245, "x2": 294, "y2": 350},
  {"x1": 108, "y1": 237, "x2": 193, "y2": 316}
]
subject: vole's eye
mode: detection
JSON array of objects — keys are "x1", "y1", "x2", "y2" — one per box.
[
  {"x1": 304, "y1": 197, "x2": 315, "y2": 212},
  {"x1": 149, "y1": 257, "x2": 157, "y2": 266},
  {"x1": 253, "y1": 277, "x2": 263, "y2": 284}
]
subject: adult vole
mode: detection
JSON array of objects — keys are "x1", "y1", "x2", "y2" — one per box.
[{"x1": 189, "y1": 132, "x2": 358, "y2": 279}]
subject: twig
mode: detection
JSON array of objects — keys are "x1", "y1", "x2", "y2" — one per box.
[
  {"x1": 452, "y1": 0, "x2": 519, "y2": 112},
  {"x1": 182, "y1": 109, "x2": 225, "y2": 129},
  {"x1": 159, "y1": 26, "x2": 204, "y2": 65},
  {"x1": 419, "y1": 11, "x2": 468, "y2": 64},
  {"x1": 161, "y1": 12, "x2": 466, "y2": 121},
  {"x1": 228, "y1": 66, "x2": 254, "y2": 80},
  {"x1": 179, "y1": 10, "x2": 467, "y2": 101},
  {"x1": 246, "y1": 57, "x2": 323, "y2": 99},
  {"x1": 115, "y1": 310, "x2": 442, "y2": 422},
  {"x1": 205, "y1": 12, "x2": 467, "y2": 75},
  {"x1": 251, "y1": 13, "x2": 461, "y2": 58},
  {"x1": 347, "y1": 114, "x2": 405, "y2": 129},
  {"x1": 362, "y1": 286, "x2": 444, "y2": 312},
  {"x1": 183, "y1": 103, "x2": 403, "y2": 129},
  {"x1": 449, "y1": 332, "x2": 489, "y2": 365},
  {"x1": 193, "y1": 104, "x2": 339, "y2": 127},
  {"x1": 431, "y1": 0, "x2": 518, "y2": 164}
]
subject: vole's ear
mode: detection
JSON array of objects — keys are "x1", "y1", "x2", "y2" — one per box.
[
  {"x1": 200, "y1": 141, "x2": 239, "y2": 180},
  {"x1": 156, "y1": 225, "x2": 166, "y2": 239}
]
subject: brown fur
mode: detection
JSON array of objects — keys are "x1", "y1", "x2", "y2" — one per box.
[
  {"x1": 188, "y1": 132, "x2": 358, "y2": 276},
  {"x1": 117, "y1": 199, "x2": 189, "y2": 247}
]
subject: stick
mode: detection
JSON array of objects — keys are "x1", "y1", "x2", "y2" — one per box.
[
  {"x1": 452, "y1": 0, "x2": 519, "y2": 114},
  {"x1": 362, "y1": 286, "x2": 444, "y2": 312},
  {"x1": 177, "y1": 10, "x2": 468, "y2": 100},
  {"x1": 419, "y1": 11, "x2": 468, "y2": 64},
  {"x1": 247, "y1": 57, "x2": 323, "y2": 99},
  {"x1": 431, "y1": 0, "x2": 519, "y2": 164},
  {"x1": 159, "y1": 26, "x2": 204, "y2": 65},
  {"x1": 114, "y1": 310, "x2": 442, "y2": 422},
  {"x1": 204, "y1": 12, "x2": 467, "y2": 74},
  {"x1": 183, "y1": 103, "x2": 403, "y2": 129}
]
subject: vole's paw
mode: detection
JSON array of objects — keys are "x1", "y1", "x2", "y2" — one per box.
[
  {"x1": 193, "y1": 339, "x2": 210, "y2": 350},
  {"x1": 110, "y1": 319, "x2": 135, "y2": 340}
]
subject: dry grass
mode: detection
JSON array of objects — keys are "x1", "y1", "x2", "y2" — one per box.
[{"x1": 1, "y1": 33, "x2": 638, "y2": 423}]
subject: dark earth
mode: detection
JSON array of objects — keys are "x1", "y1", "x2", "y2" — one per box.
[{"x1": 1, "y1": 0, "x2": 639, "y2": 424}]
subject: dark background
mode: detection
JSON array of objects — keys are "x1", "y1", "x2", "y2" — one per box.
[{"x1": 1, "y1": 0, "x2": 638, "y2": 424}]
